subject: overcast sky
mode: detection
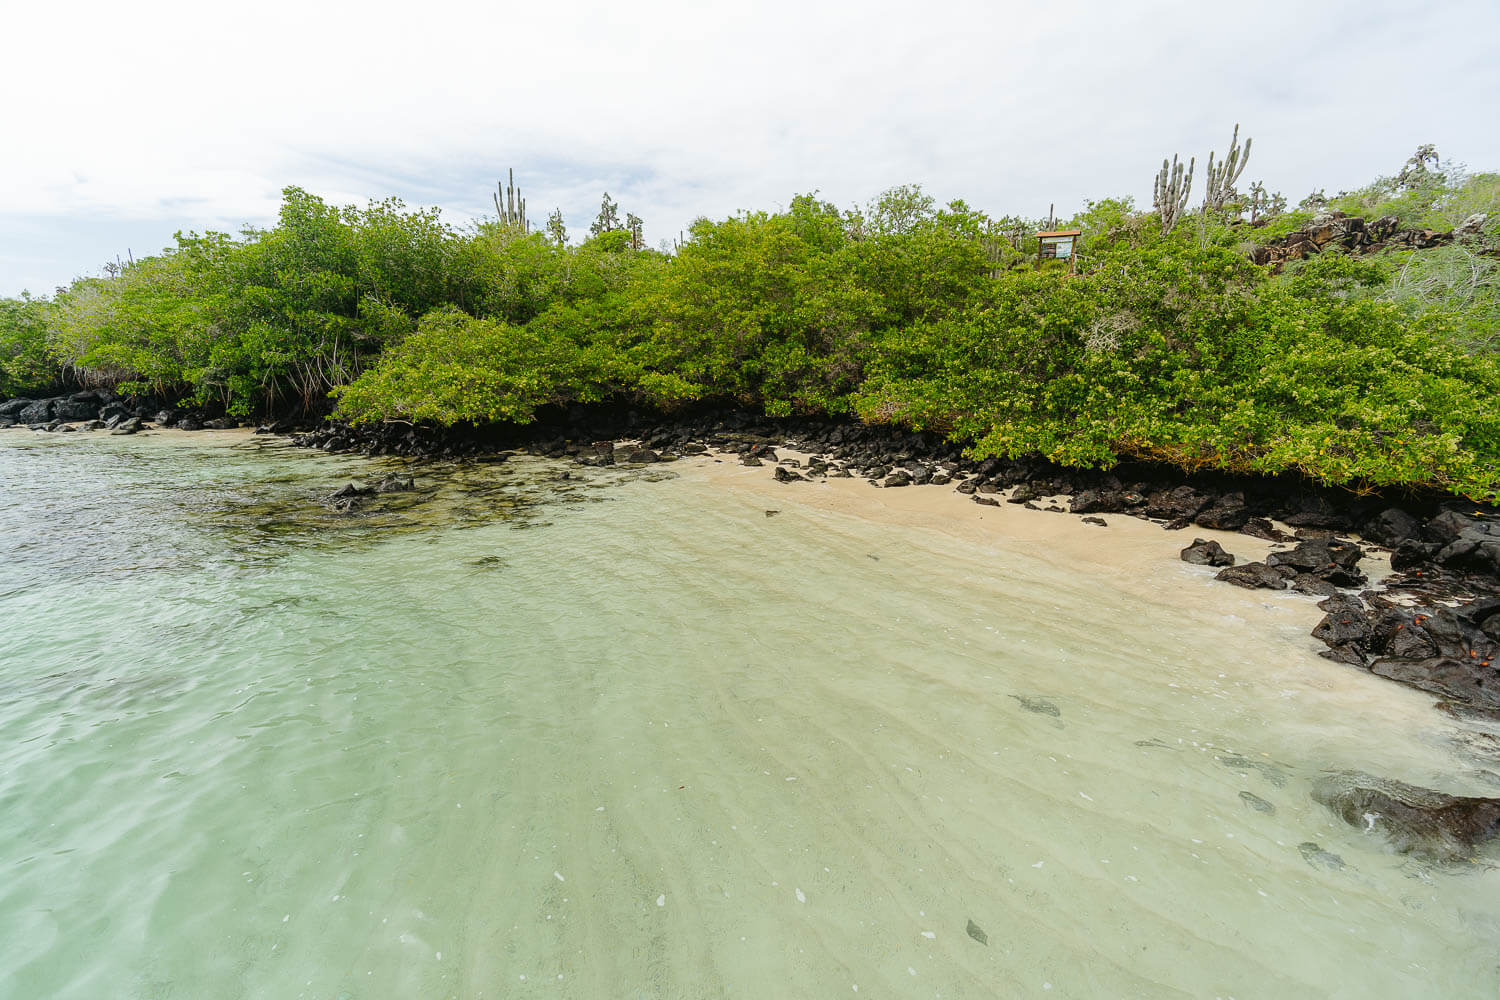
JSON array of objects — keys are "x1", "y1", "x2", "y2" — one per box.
[{"x1": 3, "y1": 0, "x2": 1496, "y2": 296}]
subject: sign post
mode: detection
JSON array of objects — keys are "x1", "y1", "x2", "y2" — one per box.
[{"x1": 1036, "y1": 229, "x2": 1081, "y2": 275}]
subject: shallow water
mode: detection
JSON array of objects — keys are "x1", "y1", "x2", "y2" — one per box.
[{"x1": 2, "y1": 430, "x2": 1499, "y2": 999}]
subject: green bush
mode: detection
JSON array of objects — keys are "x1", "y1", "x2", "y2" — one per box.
[
  {"x1": 334, "y1": 305, "x2": 622, "y2": 425},
  {"x1": 0, "y1": 294, "x2": 58, "y2": 397}
]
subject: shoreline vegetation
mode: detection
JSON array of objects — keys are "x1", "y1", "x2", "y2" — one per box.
[{"x1": 0, "y1": 139, "x2": 1496, "y2": 501}]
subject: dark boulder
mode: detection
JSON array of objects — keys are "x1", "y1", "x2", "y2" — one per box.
[
  {"x1": 99, "y1": 402, "x2": 131, "y2": 426},
  {"x1": 775, "y1": 466, "x2": 805, "y2": 483},
  {"x1": 155, "y1": 410, "x2": 178, "y2": 427},
  {"x1": 1215, "y1": 562, "x2": 1288, "y2": 590},
  {"x1": 1265, "y1": 539, "x2": 1366, "y2": 588},
  {"x1": 955, "y1": 477, "x2": 981, "y2": 495},
  {"x1": 618, "y1": 448, "x2": 660, "y2": 464},
  {"x1": 973, "y1": 495, "x2": 1001, "y2": 507},
  {"x1": 1311, "y1": 599, "x2": 1374, "y2": 648},
  {"x1": 1241, "y1": 517, "x2": 1294, "y2": 542},
  {"x1": 1312, "y1": 771, "x2": 1500, "y2": 860},
  {"x1": 1008, "y1": 483, "x2": 1041, "y2": 504},
  {"x1": 1390, "y1": 538, "x2": 1440, "y2": 571},
  {"x1": 1427, "y1": 509, "x2": 1482, "y2": 546},
  {"x1": 740, "y1": 454, "x2": 763, "y2": 467},
  {"x1": 1081, "y1": 516, "x2": 1108, "y2": 527},
  {"x1": 1181, "y1": 538, "x2": 1235, "y2": 567},
  {"x1": 52, "y1": 399, "x2": 99, "y2": 422},
  {"x1": 1281, "y1": 496, "x2": 1347, "y2": 529},
  {"x1": 1435, "y1": 530, "x2": 1500, "y2": 578},
  {"x1": 1069, "y1": 490, "x2": 1120, "y2": 515},
  {"x1": 1144, "y1": 486, "x2": 1208, "y2": 521},
  {"x1": 1194, "y1": 492, "x2": 1249, "y2": 531},
  {"x1": 1291, "y1": 574, "x2": 1341, "y2": 597},
  {"x1": 109, "y1": 417, "x2": 144, "y2": 435},
  {"x1": 1369, "y1": 656, "x2": 1500, "y2": 717},
  {"x1": 1364, "y1": 507, "x2": 1421, "y2": 547},
  {"x1": 0, "y1": 398, "x2": 34, "y2": 417},
  {"x1": 883, "y1": 470, "x2": 912, "y2": 487},
  {"x1": 373, "y1": 475, "x2": 415, "y2": 493},
  {"x1": 18, "y1": 399, "x2": 53, "y2": 424}
]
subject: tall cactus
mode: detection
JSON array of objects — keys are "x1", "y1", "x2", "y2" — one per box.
[
  {"x1": 1153, "y1": 153, "x2": 1194, "y2": 233},
  {"x1": 493, "y1": 168, "x2": 527, "y2": 230},
  {"x1": 1202, "y1": 124, "x2": 1251, "y2": 213}
]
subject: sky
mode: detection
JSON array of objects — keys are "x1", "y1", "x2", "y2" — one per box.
[{"x1": 3, "y1": 0, "x2": 1497, "y2": 296}]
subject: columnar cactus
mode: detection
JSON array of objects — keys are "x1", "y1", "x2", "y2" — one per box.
[
  {"x1": 1203, "y1": 124, "x2": 1251, "y2": 213},
  {"x1": 493, "y1": 169, "x2": 527, "y2": 230},
  {"x1": 1154, "y1": 153, "x2": 1194, "y2": 234}
]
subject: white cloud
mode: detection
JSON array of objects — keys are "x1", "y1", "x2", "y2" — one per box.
[{"x1": 3, "y1": 0, "x2": 1497, "y2": 293}]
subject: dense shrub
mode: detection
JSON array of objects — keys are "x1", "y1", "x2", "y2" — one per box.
[
  {"x1": 0, "y1": 294, "x2": 57, "y2": 396},
  {"x1": 22, "y1": 168, "x2": 1500, "y2": 500}
]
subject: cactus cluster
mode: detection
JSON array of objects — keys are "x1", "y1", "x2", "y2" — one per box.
[
  {"x1": 1203, "y1": 124, "x2": 1251, "y2": 214},
  {"x1": 1153, "y1": 154, "x2": 1194, "y2": 234},
  {"x1": 493, "y1": 169, "x2": 527, "y2": 231}
]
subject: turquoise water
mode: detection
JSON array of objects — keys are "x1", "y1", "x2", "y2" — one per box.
[{"x1": 2, "y1": 431, "x2": 1499, "y2": 999}]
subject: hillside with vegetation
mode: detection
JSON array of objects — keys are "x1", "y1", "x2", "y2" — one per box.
[{"x1": 3, "y1": 138, "x2": 1498, "y2": 500}]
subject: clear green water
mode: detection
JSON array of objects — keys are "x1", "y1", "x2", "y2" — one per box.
[{"x1": 2, "y1": 432, "x2": 1499, "y2": 999}]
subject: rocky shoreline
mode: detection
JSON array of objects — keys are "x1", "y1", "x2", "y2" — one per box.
[
  {"x1": 8, "y1": 392, "x2": 1500, "y2": 857},
  {"x1": 0, "y1": 389, "x2": 244, "y2": 435}
]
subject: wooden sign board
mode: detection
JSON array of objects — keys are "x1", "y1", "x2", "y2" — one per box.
[{"x1": 1035, "y1": 229, "x2": 1082, "y2": 272}]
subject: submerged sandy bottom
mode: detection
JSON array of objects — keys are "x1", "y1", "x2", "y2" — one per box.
[{"x1": 1, "y1": 433, "x2": 1497, "y2": 999}]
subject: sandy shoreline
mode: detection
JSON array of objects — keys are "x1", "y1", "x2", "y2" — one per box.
[{"x1": 680, "y1": 444, "x2": 1391, "y2": 613}]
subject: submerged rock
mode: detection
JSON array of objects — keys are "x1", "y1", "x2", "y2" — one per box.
[
  {"x1": 321, "y1": 482, "x2": 373, "y2": 511},
  {"x1": 1011, "y1": 695, "x2": 1060, "y2": 718},
  {"x1": 965, "y1": 919, "x2": 988, "y2": 946},
  {"x1": 1311, "y1": 771, "x2": 1500, "y2": 859},
  {"x1": 1297, "y1": 842, "x2": 1347, "y2": 872},
  {"x1": 1216, "y1": 753, "x2": 1288, "y2": 787},
  {"x1": 373, "y1": 475, "x2": 416, "y2": 493},
  {"x1": 1239, "y1": 791, "x2": 1276, "y2": 815}
]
